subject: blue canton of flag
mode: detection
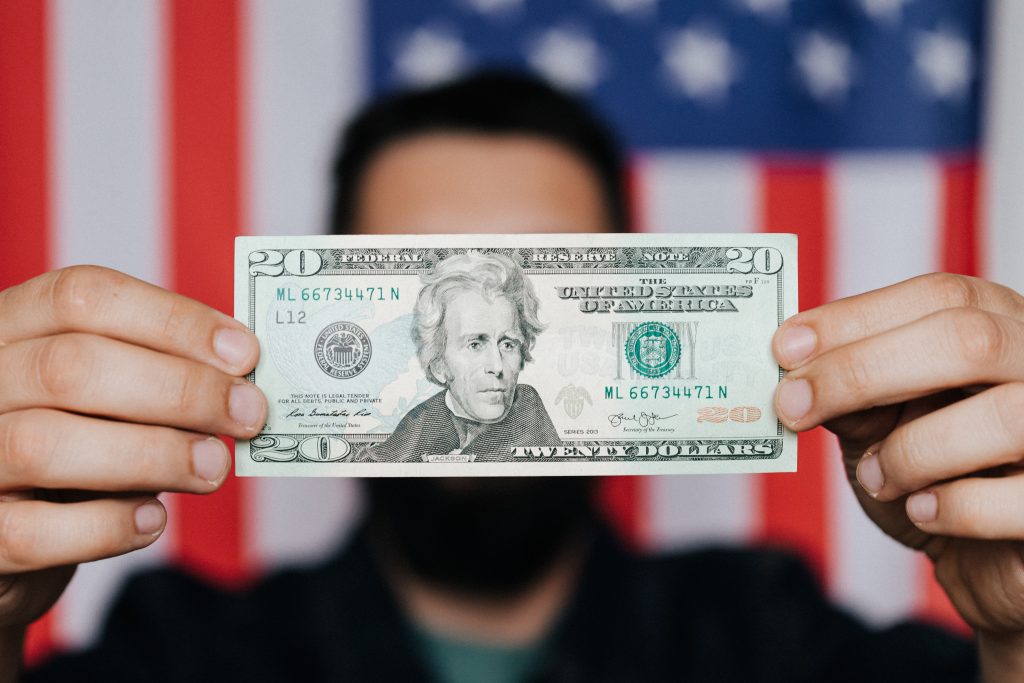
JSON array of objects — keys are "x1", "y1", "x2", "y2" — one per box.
[{"x1": 370, "y1": 0, "x2": 985, "y2": 150}]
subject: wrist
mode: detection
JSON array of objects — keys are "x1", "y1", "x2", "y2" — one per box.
[
  {"x1": 0, "y1": 627, "x2": 25, "y2": 683},
  {"x1": 978, "y1": 630, "x2": 1024, "y2": 683}
]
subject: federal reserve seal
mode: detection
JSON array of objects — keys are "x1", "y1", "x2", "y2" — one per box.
[
  {"x1": 625, "y1": 322, "x2": 681, "y2": 378},
  {"x1": 314, "y1": 322, "x2": 372, "y2": 379}
]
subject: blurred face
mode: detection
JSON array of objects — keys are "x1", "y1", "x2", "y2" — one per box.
[
  {"x1": 442, "y1": 290, "x2": 522, "y2": 423},
  {"x1": 357, "y1": 131, "x2": 611, "y2": 597},
  {"x1": 354, "y1": 133, "x2": 612, "y2": 234}
]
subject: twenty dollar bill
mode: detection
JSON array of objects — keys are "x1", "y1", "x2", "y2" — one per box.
[{"x1": 235, "y1": 233, "x2": 797, "y2": 476}]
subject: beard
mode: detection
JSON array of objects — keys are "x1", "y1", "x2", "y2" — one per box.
[{"x1": 364, "y1": 477, "x2": 597, "y2": 599}]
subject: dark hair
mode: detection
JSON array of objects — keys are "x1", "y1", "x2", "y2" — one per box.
[{"x1": 328, "y1": 70, "x2": 629, "y2": 234}]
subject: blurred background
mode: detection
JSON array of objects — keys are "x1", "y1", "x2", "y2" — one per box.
[{"x1": 2, "y1": 0, "x2": 1022, "y2": 666}]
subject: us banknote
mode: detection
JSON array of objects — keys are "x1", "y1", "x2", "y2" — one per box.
[{"x1": 234, "y1": 233, "x2": 797, "y2": 476}]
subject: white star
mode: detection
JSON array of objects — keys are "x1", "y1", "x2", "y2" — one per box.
[
  {"x1": 391, "y1": 26, "x2": 469, "y2": 87},
  {"x1": 599, "y1": 0, "x2": 658, "y2": 17},
  {"x1": 526, "y1": 27, "x2": 606, "y2": 91},
  {"x1": 858, "y1": 0, "x2": 912, "y2": 25},
  {"x1": 661, "y1": 26, "x2": 742, "y2": 105},
  {"x1": 913, "y1": 28, "x2": 973, "y2": 102},
  {"x1": 794, "y1": 32, "x2": 855, "y2": 105},
  {"x1": 737, "y1": 0, "x2": 792, "y2": 20},
  {"x1": 461, "y1": 0, "x2": 524, "y2": 16}
]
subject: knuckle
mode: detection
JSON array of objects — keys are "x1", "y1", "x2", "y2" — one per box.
[
  {"x1": 1005, "y1": 284, "x2": 1024, "y2": 316},
  {"x1": 0, "y1": 510, "x2": 37, "y2": 570},
  {"x1": 158, "y1": 296, "x2": 197, "y2": 346},
  {"x1": 0, "y1": 413, "x2": 51, "y2": 484},
  {"x1": 30, "y1": 334, "x2": 93, "y2": 401},
  {"x1": 159, "y1": 363, "x2": 212, "y2": 420},
  {"x1": 985, "y1": 279, "x2": 1024, "y2": 317},
  {"x1": 47, "y1": 266, "x2": 121, "y2": 327},
  {"x1": 133, "y1": 429, "x2": 184, "y2": 484},
  {"x1": 991, "y1": 383, "x2": 1024, "y2": 451},
  {"x1": 945, "y1": 307, "x2": 1006, "y2": 367},
  {"x1": 884, "y1": 428, "x2": 929, "y2": 489},
  {"x1": 929, "y1": 272, "x2": 982, "y2": 310},
  {"x1": 835, "y1": 350, "x2": 877, "y2": 400}
]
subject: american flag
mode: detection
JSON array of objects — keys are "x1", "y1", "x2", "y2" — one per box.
[{"x1": 2, "y1": 0, "x2": 1018, "y2": 666}]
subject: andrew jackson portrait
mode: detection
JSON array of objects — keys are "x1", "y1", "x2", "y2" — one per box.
[{"x1": 366, "y1": 251, "x2": 560, "y2": 462}]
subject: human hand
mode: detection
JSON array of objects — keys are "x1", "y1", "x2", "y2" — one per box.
[
  {"x1": 0, "y1": 266, "x2": 265, "y2": 635},
  {"x1": 772, "y1": 273, "x2": 1024, "y2": 679}
]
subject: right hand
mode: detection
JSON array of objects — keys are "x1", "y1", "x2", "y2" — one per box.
[{"x1": 0, "y1": 266, "x2": 265, "y2": 633}]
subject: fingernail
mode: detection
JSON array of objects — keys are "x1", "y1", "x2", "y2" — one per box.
[
  {"x1": 134, "y1": 500, "x2": 166, "y2": 536},
  {"x1": 229, "y1": 383, "x2": 265, "y2": 430},
  {"x1": 192, "y1": 437, "x2": 229, "y2": 484},
  {"x1": 777, "y1": 379, "x2": 813, "y2": 423},
  {"x1": 856, "y1": 450, "x2": 885, "y2": 496},
  {"x1": 214, "y1": 328, "x2": 255, "y2": 371},
  {"x1": 907, "y1": 492, "x2": 938, "y2": 524},
  {"x1": 777, "y1": 325, "x2": 816, "y2": 366}
]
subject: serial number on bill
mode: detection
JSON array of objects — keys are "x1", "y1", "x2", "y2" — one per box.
[
  {"x1": 276, "y1": 286, "x2": 401, "y2": 302},
  {"x1": 604, "y1": 384, "x2": 728, "y2": 400}
]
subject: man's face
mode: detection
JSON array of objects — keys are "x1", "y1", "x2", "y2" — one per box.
[
  {"x1": 442, "y1": 290, "x2": 522, "y2": 423},
  {"x1": 357, "y1": 130, "x2": 611, "y2": 597}
]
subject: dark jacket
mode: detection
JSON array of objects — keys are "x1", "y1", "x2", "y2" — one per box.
[{"x1": 25, "y1": 526, "x2": 976, "y2": 682}]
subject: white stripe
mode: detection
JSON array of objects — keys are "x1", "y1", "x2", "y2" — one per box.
[
  {"x1": 636, "y1": 153, "x2": 758, "y2": 234},
  {"x1": 50, "y1": 0, "x2": 165, "y2": 285},
  {"x1": 247, "y1": 479, "x2": 364, "y2": 568},
  {"x1": 826, "y1": 156, "x2": 940, "y2": 623},
  {"x1": 246, "y1": 0, "x2": 366, "y2": 237},
  {"x1": 830, "y1": 155, "x2": 939, "y2": 298},
  {"x1": 647, "y1": 473, "x2": 757, "y2": 549},
  {"x1": 244, "y1": 0, "x2": 368, "y2": 567},
  {"x1": 48, "y1": 0, "x2": 169, "y2": 649},
  {"x1": 639, "y1": 153, "x2": 760, "y2": 548},
  {"x1": 984, "y1": 0, "x2": 1024, "y2": 293}
]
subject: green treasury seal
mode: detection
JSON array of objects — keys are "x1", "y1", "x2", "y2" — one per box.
[{"x1": 625, "y1": 321, "x2": 681, "y2": 378}]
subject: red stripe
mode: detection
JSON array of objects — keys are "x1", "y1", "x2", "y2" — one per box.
[
  {"x1": 626, "y1": 154, "x2": 646, "y2": 234},
  {"x1": 166, "y1": 0, "x2": 251, "y2": 585},
  {"x1": 917, "y1": 565, "x2": 970, "y2": 636},
  {"x1": 939, "y1": 156, "x2": 980, "y2": 277},
  {"x1": 24, "y1": 610, "x2": 60, "y2": 668},
  {"x1": 0, "y1": 0, "x2": 63, "y2": 663},
  {"x1": 755, "y1": 160, "x2": 833, "y2": 582},
  {"x1": 596, "y1": 477, "x2": 646, "y2": 549},
  {"x1": 913, "y1": 154, "x2": 980, "y2": 634},
  {"x1": 0, "y1": 0, "x2": 51, "y2": 291}
]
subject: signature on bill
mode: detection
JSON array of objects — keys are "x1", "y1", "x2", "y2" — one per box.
[{"x1": 607, "y1": 412, "x2": 678, "y2": 429}]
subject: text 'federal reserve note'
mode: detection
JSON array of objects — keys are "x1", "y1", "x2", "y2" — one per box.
[{"x1": 234, "y1": 233, "x2": 797, "y2": 477}]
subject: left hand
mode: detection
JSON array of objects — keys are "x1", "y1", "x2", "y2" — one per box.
[{"x1": 772, "y1": 273, "x2": 1024, "y2": 674}]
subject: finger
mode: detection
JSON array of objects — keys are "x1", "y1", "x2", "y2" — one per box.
[
  {"x1": 773, "y1": 273, "x2": 1024, "y2": 369},
  {"x1": 0, "y1": 333, "x2": 266, "y2": 437},
  {"x1": 774, "y1": 308, "x2": 1024, "y2": 430},
  {"x1": 0, "y1": 496, "x2": 166, "y2": 572},
  {"x1": 0, "y1": 266, "x2": 258, "y2": 375},
  {"x1": 0, "y1": 409, "x2": 230, "y2": 492},
  {"x1": 833, "y1": 392, "x2": 960, "y2": 475},
  {"x1": 855, "y1": 383, "x2": 1024, "y2": 502},
  {"x1": 906, "y1": 474, "x2": 1024, "y2": 540}
]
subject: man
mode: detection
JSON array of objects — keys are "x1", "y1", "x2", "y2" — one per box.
[
  {"x1": 5, "y1": 71, "x2": 1024, "y2": 681},
  {"x1": 367, "y1": 251, "x2": 560, "y2": 463}
]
